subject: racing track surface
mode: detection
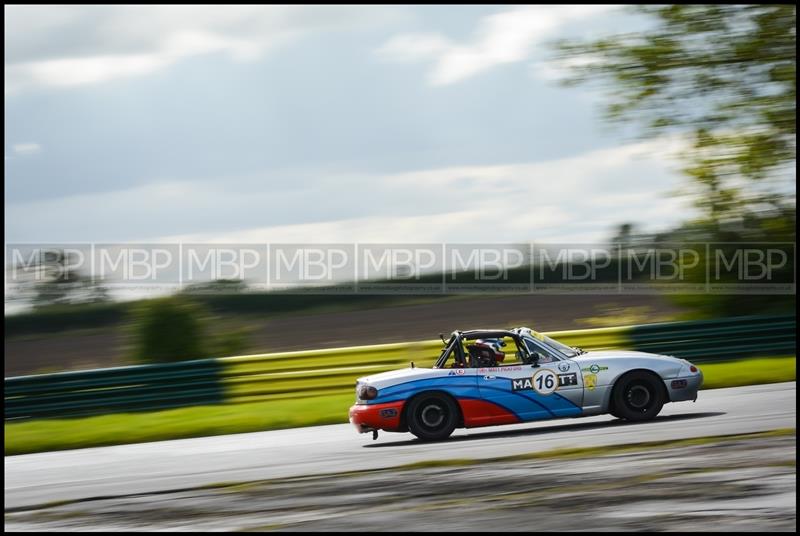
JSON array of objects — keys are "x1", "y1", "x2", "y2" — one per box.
[{"x1": 5, "y1": 382, "x2": 797, "y2": 510}]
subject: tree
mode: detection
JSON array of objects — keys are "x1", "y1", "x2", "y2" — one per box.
[
  {"x1": 129, "y1": 296, "x2": 251, "y2": 363},
  {"x1": 560, "y1": 6, "x2": 796, "y2": 318},
  {"x1": 130, "y1": 297, "x2": 210, "y2": 363},
  {"x1": 558, "y1": 5, "x2": 795, "y2": 230},
  {"x1": 611, "y1": 222, "x2": 635, "y2": 250}
]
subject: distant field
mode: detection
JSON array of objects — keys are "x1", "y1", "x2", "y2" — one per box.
[
  {"x1": 5, "y1": 356, "x2": 794, "y2": 456},
  {"x1": 5, "y1": 294, "x2": 686, "y2": 376}
]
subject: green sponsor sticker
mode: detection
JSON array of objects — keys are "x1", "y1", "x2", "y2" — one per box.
[{"x1": 581, "y1": 364, "x2": 608, "y2": 374}]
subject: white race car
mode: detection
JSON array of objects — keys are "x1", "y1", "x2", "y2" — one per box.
[{"x1": 349, "y1": 327, "x2": 703, "y2": 440}]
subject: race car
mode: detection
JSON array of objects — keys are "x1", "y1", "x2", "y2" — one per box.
[{"x1": 349, "y1": 327, "x2": 703, "y2": 440}]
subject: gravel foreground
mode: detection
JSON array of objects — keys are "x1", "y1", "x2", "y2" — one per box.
[{"x1": 5, "y1": 434, "x2": 796, "y2": 532}]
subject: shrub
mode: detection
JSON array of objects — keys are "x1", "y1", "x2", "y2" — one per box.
[{"x1": 130, "y1": 297, "x2": 210, "y2": 363}]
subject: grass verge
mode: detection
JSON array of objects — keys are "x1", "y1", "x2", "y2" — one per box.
[
  {"x1": 698, "y1": 356, "x2": 795, "y2": 389},
  {"x1": 4, "y1": 393, "x2": 356, "y2": 456},
  {"x1": 5, "y1": 356, "x2": 795, "y2": 456}
]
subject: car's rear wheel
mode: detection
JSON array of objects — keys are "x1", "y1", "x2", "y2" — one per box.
[
  {"x1": 612, "y1": 371, "x2": 664, "y2": 422},
  {"x1": 406, "y1": 393, "x2": 459, "y2": 441}
]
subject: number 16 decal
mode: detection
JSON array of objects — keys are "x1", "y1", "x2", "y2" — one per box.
[{"x1": 532, "y1": 368, "x2": 558, "y2": 395}]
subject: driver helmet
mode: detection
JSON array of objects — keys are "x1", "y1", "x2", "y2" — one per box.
[{"x1": 474, "y1": 339, "x2": 506, "y2": 363}]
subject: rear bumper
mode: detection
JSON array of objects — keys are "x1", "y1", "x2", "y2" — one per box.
[
  {"x1": 349, "y1": 401, "x2": 405, "y2": 433},
  {"x1": 665, "y1": 370, "x2": 704, "y2": 402}
]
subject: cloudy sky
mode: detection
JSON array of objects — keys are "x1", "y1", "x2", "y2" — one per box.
[{"x1": 5, "y1": 5, "x2": 692, "y2": 245}]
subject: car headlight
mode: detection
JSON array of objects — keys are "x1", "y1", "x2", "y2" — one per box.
[{"x1": 358, "y1": 384, "x2": 378, "y2": 400}]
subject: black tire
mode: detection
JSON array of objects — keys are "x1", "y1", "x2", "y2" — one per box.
[
  {"x1": 611, "y1": 371, "x2": 665, "y2": 422},
  {"x1": 406, "y1": 392, "x2": 459, "y2": 441}
]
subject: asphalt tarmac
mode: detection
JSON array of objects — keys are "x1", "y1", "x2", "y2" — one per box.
[{"x1": 5, "y1": 383, "x2": 796, "y2": 512}]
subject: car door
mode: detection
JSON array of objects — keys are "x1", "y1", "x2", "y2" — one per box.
[
  {"x1": 523, "y1": 337, "x2": 584, "y2": 414},
  {"x1": 477, "y1": 339, "x2": 583, "y2": 421}
]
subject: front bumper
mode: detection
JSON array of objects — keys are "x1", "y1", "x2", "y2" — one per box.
[
  {"x1": 349, "y1": 401, "x2": 404, "y2": 433},
  {"x1": 665, "y1": 369, "x2": 704, "y2": 402}
]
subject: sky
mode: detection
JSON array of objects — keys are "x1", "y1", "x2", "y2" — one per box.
[{"x1": 4, "y1": 5, "x2": 693, "y2": 246}]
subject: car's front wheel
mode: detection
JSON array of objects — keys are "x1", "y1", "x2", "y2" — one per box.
[
  {"x1": 612, "y1": 371, "x2": 665, "y2": 422},
  {"x1": 406, "y1": 393, "x2": 459, "y2": 441}
]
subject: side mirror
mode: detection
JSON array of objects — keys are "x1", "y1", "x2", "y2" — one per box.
[
  {"x1": 439, "y1": 333, "x2": 447, "y2": 344},
  {"x1": 530, "y1": 352, "x2": 541, "y2": 367}
]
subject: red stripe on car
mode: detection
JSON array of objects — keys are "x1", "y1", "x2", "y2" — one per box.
[{"x1": 458, "y1": 399, "x2": 520, "y2": 427}]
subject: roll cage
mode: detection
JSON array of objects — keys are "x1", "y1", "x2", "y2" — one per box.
[{"x1": 434, "y1": 329, "x2": 537, "y2": 369}]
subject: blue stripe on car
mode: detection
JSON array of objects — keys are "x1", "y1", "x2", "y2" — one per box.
[{"x1": 370, "y1": 375, "x2": 581, "y2": 420}]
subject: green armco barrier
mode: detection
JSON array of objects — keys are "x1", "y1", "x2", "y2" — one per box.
[
  {"x1": 628, "y1": 315, "x2": 796, "y2": 360},
  {"x1": 5, "y1": 359, "x2": 227, "y2": 420},
  {"x1": 4, "y1": 315, "x2": 795, "y2": 420}
]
